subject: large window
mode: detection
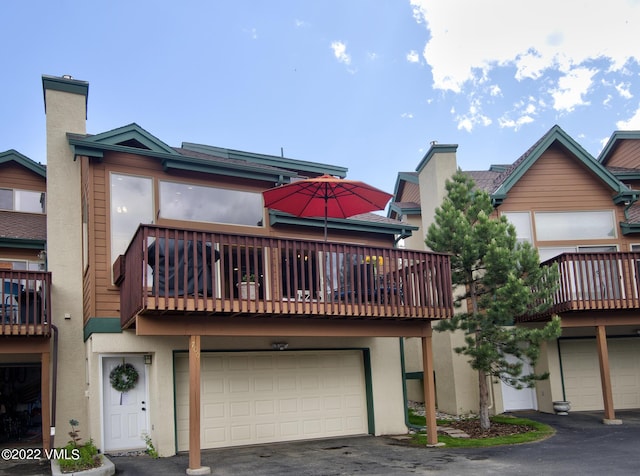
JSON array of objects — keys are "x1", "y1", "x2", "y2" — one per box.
[
  {"x1": 110, "y1": 173, "x2": 154, "y2": 266},
  {"x1": 501, "y1": 212, "x2": 532, "y2": 243},
  {"x1": 0, "y1": 188, "x2": 45, "y2": 213},
  {"x1": 534, "y1": 211, "x2": 616, "y2": 241},
  {"x1": 159, "y1": 181, "x2": 263, "y2": 226}
]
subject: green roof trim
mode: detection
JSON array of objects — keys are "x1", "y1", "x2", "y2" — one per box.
[
  {"x1": 598, "y1": 130, "x2": 640, "y2": 165},
  {"x1": 268, "y1": 210, "x2": 417, "y2": 239},
  {"x1": 69, "y1": 125, "x2": 304, "y2": 183},
  {"x1": 83, "y1": 317, "x2": 122, "y2": 341},
  {"x1": 0, "y1": 150, "x2": 46, "y2": 177},
  {"x1": 0, "y1": 237, "x2": 46, "y2": 249},
  {"x1": 391, "y1": 171, "x2": 419, "y2": 200},
  {"x1": 181, "y1": 142, "x2": 348, "y2": 178},
  {"x1": 610, "y1": 171, "x2": 640, "y2": 180},
  {"x1": 415, "y1": 144, "x2": 458, "y2": 173},
  {"x1": 162, "y1": 156, "x2": 297, "y2": 183},
  {"x1": 388, "y1": 202, "x2": 421, "y2": 216},
  {"x1": 42, "y1": 75, "x2": 89, "y2": 118},
  {"x1": 620, "y1": 222, "x2": 640, "y2": 235},
  {"x1": 492, "y1": 125, "x2": 628, "y2": 205},
  {"x1": 613, "y1": 190, "x2": 640, "y2": 205},
  {"x1": 75, "y1": 123, "x2": 178, "y2": 155}
]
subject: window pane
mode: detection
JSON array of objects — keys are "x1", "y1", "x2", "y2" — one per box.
[
  {"x1": 534, "y1": 211, "x2": 616, "y2": 241},
  {"x1": 502, "y1": 212, "x2": 532, "y2": 243},
  {"x1": 160, "y1": 181, "x2": 263, "y2": 226},
  {"x1": 0, "y1": 189, "x2": 13, "y2": 210},
  {"x1": 15, "y1": 190, "x2": 45, "y2": 213},
  {"x1": 110, "y1": 173, "x2": 153, "y2": 265}
]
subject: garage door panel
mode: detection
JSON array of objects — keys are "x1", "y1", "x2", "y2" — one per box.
[
  {"x1": 562, "y1": 339, "x2": 640, "y2": 411},
  {"x1": 175, "y1": 350, "x2": 368, "y2": 450}
]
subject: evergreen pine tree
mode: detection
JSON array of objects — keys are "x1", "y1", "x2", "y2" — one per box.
[{"x1": 426, "y1": 171, "x2": 561, "y2": 430}]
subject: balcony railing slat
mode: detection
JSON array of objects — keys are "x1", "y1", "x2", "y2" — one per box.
[{"x1": 117, "y1": 224, "x2": 454, "y2": 326}]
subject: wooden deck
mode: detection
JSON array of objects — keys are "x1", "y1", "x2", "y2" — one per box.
[
  {"x1": 0, "y1": 270, "x2": 51, "y2": 336},
  {"x1": 116, "y1": 225, "x2": 454, "y2": 328},
  {"x1": 518, "y1": 251, "x2": 640, "y2": 322}
]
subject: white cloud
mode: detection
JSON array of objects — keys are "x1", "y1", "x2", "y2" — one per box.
[
  {"x1": 410, "y1": 0, "x2": 640, "y2": 126},
  {"x1": 616, "y1": 81, "x2": 633, "y2": 99},
  {"x1": 498, "y1": 97, "x2": 539, "y2": 130},
  {"x1": 294, "y1": 19, "x2": 309, "y2": 28},
  {"x1": 551, "y1": 67, "x2": 596, "y2": 112},
  {"x1": 455, "y1": 97, "x2": 492, "y2": 132},
  {"x1": 617, "y1": 104, "x2": 640, "y2": 129},
  {"x1": 411, "y1": 0, "x2": 640, "y2": 91},
  {"x1": 367, "y1": 52, "x2": 379, "y2": 61},
  {"x1": 499, "y1": 115, "x2": 534, "y2": 130},
  {"x1": 331, "y1": 41, "x2": 351, "y2": 65},
  {"x1": 401, "y1": 112, "x2": 414, "y2": 119},
  {"x1": 406, "y1": 50, "x2": 420, "y2": 63}
]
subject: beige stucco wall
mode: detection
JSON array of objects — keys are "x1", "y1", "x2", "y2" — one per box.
[
  {"x1": 44, "y1": 82, "x2": 89, "y2": 445},
  {"x1": 400, "y1": 215, "x2": 425, "y2": 251},
  {"x1": 417, "y1": 148, "x2": 457, "y2": 239},
  {"x1": 87, "y1": 333, "x2": 407, "y2": 456}
]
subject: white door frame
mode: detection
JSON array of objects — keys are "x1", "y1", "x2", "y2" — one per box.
[{"x1": 99, "y1": 354, "x2": 150, "y2": 452}]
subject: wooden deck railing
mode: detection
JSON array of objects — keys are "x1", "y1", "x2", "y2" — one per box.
[
  {"x1": 117, "y1": 224, "x2": 454, "y2": 327},
  {"x1": 0, "y1": 270, "x2": 51, "y2": 336},
  {"x1": 518, "y1": 251, "x2": 640, "y2": 322}
]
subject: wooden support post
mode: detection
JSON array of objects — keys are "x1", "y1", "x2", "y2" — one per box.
[
  {"x1": 595, "y1": 325, "x2": 620, "y2": 424},
  {"x1": 41, "y1": 351, "x2": 51, "y2": 451},
  {"x1": 421, "y1": 323, "x2": 439, "y2": 446},
  {"x1": 187, "y1": 335, "x2": 210, "y2": 475}
]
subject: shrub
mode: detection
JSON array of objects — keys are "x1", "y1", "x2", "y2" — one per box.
[{"x1": 57, "y1": 419, "x2": 102, "y2": 473}]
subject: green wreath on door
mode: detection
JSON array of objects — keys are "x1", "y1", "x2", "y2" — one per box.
[{"x1": 109, "y1": 362, "x2": 139, "y2": 393}]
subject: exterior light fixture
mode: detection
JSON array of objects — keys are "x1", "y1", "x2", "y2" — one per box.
[{"x1": 144, "y1": 354, "x2": 153, "y2": 365}]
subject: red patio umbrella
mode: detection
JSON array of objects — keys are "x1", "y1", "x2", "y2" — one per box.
[{"x1": 262, "y1": 174, "x2": 393, "y2": 241}]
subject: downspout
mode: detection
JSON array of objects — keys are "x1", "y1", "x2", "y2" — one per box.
[
  {"x1": 50, "y1": 324, "x2": 59, "y2": 448},
  {"x1": 557, "y1": 338, "x2": 567, "y2": 401}
]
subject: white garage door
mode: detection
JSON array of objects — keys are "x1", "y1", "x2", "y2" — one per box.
[
  {"x1": 561, "y1": 338, "x2": 640, "y2": 411},
  {"x1": 175, "y1": 350, "x2": 368, "y2": 450}
]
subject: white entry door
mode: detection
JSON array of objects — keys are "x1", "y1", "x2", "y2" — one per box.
[
  {"x1": 501, "y1": 354, "x2": 538, "y2": 411},
  {"x1": 102, "y1": 355, "x2": 149, "y2": 452}
]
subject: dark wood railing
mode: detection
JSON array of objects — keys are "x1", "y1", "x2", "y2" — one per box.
[
  {"x1": 117, "y1": 224, "x2": 454, "y2": 327},
  {"x1": 518, "y1": 251, "x2": 640, "y2": 322},
  {"x1": 0, "y1": 270, "x2": 51, "y2": 336}
]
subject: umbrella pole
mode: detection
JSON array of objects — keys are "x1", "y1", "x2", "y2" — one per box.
[{"x1": 324, "y1": 198, "x2": 328, "y2": 242}]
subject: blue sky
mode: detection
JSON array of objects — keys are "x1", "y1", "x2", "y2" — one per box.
[{"x1": 2, "y1": 0, "x2": 640, "y2": 197}]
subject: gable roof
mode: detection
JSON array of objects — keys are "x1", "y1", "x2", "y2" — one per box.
[
  {"x1": 490, "y1": 125, "x2": 630, "y2": 205},
  {"x1": 388, "y1": 172, "x2": 420, "y2": 219},
  {"x1": 0, "y1": 149, "x2": 46, "y2": 177},
  {"x1": 598, "y1": 130, "x2": 640, "y2": 166},
  {"x1": 68, "y1": 123, "x2": 179, "y2": 158}
]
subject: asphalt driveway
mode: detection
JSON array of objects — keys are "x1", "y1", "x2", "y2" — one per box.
[{"x1": 3, "y1": 410, "x2": 640, "y2": 475}]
